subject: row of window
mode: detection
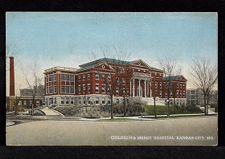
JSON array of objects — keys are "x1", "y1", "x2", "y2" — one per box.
[
  {"x1": 59, "y1": 96, "x2": 111, "y2": 105},
  {"x1": 61, "y1": 86, "x2": 75, "y2": 94},
  {"x1": 46, "y1": 74, "x2": 75, "y2": 82},
  {"x1": 46, "y1": 74, "x2": 56, "y2": 82},
  {"x1": 46, "y1": 86, "x2": 57, "y2": 94},
  {"x1": 46, "y1": 86, "x2": 75, "y2": 94},
  {"x1": 61, "y1": 74, "x2": 75, "y2": 81},
  {"x1": 95, "y1": 73, "x2": 111, "y2": 80},
  {"x1": 78, "y1": 73, "x2": 91, "y2": 81}
]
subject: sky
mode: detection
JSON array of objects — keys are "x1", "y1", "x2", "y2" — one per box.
[{"x1": 6, "y1": 12, "x2": 218, "y2": 95}]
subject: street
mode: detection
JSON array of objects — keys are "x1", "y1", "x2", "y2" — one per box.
[{"x1": 6, "y1": 116, "x2": 217, "y2": 146}]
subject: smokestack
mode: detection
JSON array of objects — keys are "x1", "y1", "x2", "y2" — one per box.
[{"x1": 9, "y1": 56, "x2": 15, "y2": 96}]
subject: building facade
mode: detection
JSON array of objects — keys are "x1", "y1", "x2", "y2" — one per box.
[
  {"x1": 44, "y1": 58, "x2": 187, "y2": 107},
  {"x1": 187, "y1": 88, "x2": 218, "y2": 106},
  {"x1": 162, "y1": 75, "x2": 187, "y2": 106}
]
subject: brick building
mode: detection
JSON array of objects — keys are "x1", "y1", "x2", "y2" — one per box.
[
  {"x1": 162, "y1": 75, "x2": 187, "y2": 105},
  {"x1": 44, "y1": 58, "x2": 187, "y2": 107}
]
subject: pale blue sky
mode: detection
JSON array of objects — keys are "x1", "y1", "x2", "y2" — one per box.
[{"x1": 6, "y1": 12, "x2": 217, "y2": 94}]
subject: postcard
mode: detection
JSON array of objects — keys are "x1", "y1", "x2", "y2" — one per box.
[{"x1": 6, "y1": 12, "x2": 218, "y2": 146}]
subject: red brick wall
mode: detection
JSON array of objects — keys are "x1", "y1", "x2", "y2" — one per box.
[{"x1": 9, "y1": 57, "x2": 15, "y2": 96}]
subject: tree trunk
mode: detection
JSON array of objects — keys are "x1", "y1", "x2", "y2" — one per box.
[
  {"x1": 167, "y1": 98, "x2": 170, "y2": 118},
  {"x1": 173, "y1": 97, "x2": 176, "y2": 114},
  {"x1": 110, "y1": 94, "x2": 113, "y2": 119},
  {"x1": 167, "y1": 82, "x2": 170, "y2": 118},
  {"x1": 204, "y1": 94, "x2": 207, "y2": 115},
  {"x1": 15, "y1": 106, "x2": 17, "y2": 115},
  {"x1": 123, "y1": 96, "x2": 126, "y2": 117},
  {"x1": 154, "y1": 96, "x2": 157, "y2": 118}
]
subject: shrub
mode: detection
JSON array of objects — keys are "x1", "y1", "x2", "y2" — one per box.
[
  {"x1": 145, "y1": 104, "x2": 203, "y2": 115},
  {"x1": 186, "y1": 104, "x2": 202, "y2": 113},
  {"x1": 145, "y1": 105, "x2": 170, "y2": 115}
]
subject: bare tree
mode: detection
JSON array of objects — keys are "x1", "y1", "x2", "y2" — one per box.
[
  {"x1": 93, "y1": 46, "x2": 131, "y2": 119},
  {"x1": 21, "y1": 61, "x2": 43, "y2": 115},
  {"x1": 158, "y1": 56, "x2": 181, "y2": 117},
  {"x1": 190, "y1": 57, "x2": 217, "y2": 115}
]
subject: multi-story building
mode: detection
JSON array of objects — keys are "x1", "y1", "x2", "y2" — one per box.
[
  {"x1": 44, "y1": 58, "x2": 187, "y2": 107},
  {"x1": 44, "y1": 66, "x2": 76, "y2": 106},
  {"x1": 187, "y1": 88, "x2": 201, "y2": 105},
  {"x1": 187, "y1": 88, "x2": 218, "y2": 106},
  {"x1": 162, "y1": 75, "x2": 187, "y2": 105}
]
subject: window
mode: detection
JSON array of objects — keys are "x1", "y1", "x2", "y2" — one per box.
[
  {"x1": 95, "y1": 84, "x2": 99, "y2": 93},
  {"x1": 108, "y1": 84, "x2": 111, "y2": 91},
  {"x1": 66, "y1": 97, "x2": 69, "y2": 104},
  {"x1": 159, "y1": 82, "x2": 162, "y2": 89},
  {"x1": 155, "y1": 82, "x2": 158, "y2": 88},
  {"x1": 102, "y1": 98, "x2": 105, "y2": 104},
  {"x1": 70, "y1": 75, "x2": 74, "y2": 81},
  {"x1": 102, "y1": 84, "x2": 106, "y2": 93},
  {"x1": 87, "y1": 83, "x2": 91, "y2": 91},
  {"x1": 87, "y1": 74, "x2": 90, "y2": 80},
  {"x1": 61, "y1": 97, "x2": 65, "y2": 104},
  {"x1": 83, "y1": 74, "x2": 86, "y2": 80},
  {"x1": 71, "y1": 98, "x2": 74, "y2": 104},
  {"x1": 78, "y1": 85, "x2": 81, "y2": 92},
  {"x1": 49, "y1": 75, "x2": 54, "y2": 81},
  {"x1": 78, "y1": 75, "x2": 81, "y2": 80},
  {"x1": 54, "y1": 74, "x2": 57, "y2": 81},
  {"x1": 96, "y1": 97, "x2": 99, "y2": 104},
  {"x1": 49, "y1": 86, "x2": 53, "y2": 94},
  {"x1": 54, "y1": 86, "x2": 57, "y2": 93},
  {"x1": 70, "y1": 86, "x2": 74, "y2": 93},
  {"x1": 95, "y1": 73, "x2": 99, "y2": 80},
  {"x1": 83, "y1": 84, "x2": 86, "y2": 91},
  {"x1": 116, "y1": 87, "x2": 119, "y2": 95},
  {"x1": 122, "y1": 78, "x2": 126, "y2": 84}
]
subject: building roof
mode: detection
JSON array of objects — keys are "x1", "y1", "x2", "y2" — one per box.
[
  {"x1": 130, "y1": 59, "x2": 163, "y2": 72},
  {"x1": 44, "y1": 66, "x2": 77, "y2": 74},
  {"x1": 79, "y1": 58, "x2": 163, "y2": 72},
  {"x1": 79, "y1": 58, "x2": 130, "y2": 68},
  {"x1": 163, "y1": 75, "x2": 187, "y2": 81}
]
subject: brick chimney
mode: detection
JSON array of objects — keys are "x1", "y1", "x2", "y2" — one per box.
[{"x1": 9, "y1": 56, "x2": 15, "y2": 96}]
